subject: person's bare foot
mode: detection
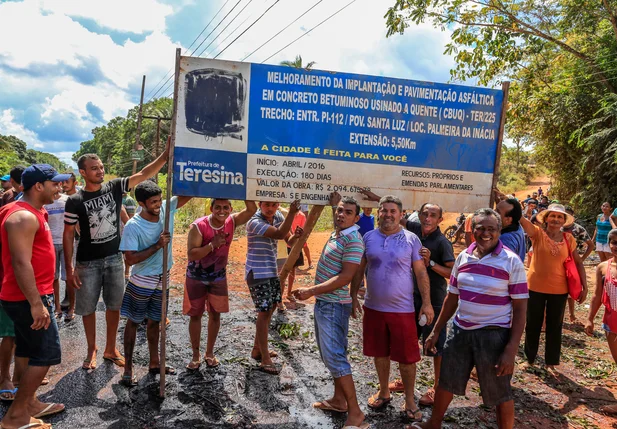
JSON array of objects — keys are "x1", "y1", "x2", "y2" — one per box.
[
  {"x1": 344, "y1": 408, "x2": 365, "y2": 428},
  {"x1": 569, "y1": 313, "x2": 577, "y2": 323}
]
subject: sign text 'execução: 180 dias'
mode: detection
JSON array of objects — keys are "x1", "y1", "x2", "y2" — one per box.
[{"x1": 171, "y1": 56, "x2": 505, "y2": 211}]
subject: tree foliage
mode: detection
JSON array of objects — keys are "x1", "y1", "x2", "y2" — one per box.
[
  {"x1": 280, "y1": 55, "x2": 316, "y2": 70},
  {"x1": 0, "y1": 134, "x2": 69, "y2": 175},
  {"x1": 386, "y1": 0, "x2": 617, "y2": 215},
  {"x1": 73, "y1": 98, "x2": 172, "y2": 176}
]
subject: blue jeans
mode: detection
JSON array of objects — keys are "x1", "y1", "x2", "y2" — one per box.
[
  {"x1": 75, "y1": 253, "x2": 125, "y2": 316},
  {"x1": 314, "y1": 300, "x2": 352, "y2": 378}
]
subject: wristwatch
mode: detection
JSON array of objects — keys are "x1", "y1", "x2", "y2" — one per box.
[{"x1": 429, "y1": 260, "x2": 436, "y2": 268}]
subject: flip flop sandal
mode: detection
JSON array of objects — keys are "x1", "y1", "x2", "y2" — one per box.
[
  {"x1": 64, "y1": 313, "x2": 75, "y2": 322},
  {"x1": 259, "y1": 364, "x2": 280, "y2": 375},
  {"x1": 252, "y1": 350, "x2": 279, "y2": 361},
  {"x1": 103, "y1": 355, "x2": 125, "y2": 367},
  {"x1": 119, "y1": 374, "x2": 138, "y2": 387},
  {"x1": 277, "y1": 303, "x2": 287, "y2": 312},
  {"x1": 312, "y1": 399, "x2": 348, "y2": 413},
  {"x1": 204, "y1": 357, "x2": 219, "y2": 368},
  {"x1": 403, "y1": 406, "x2": 423, "y2": 422},
  {"x1": 33, "y1": 402, "x2": 65, "y2": 419},
  {"x1": 600, "y1": 404, "x2": 617, "y2": 415},
  {"x1": 342, "y1": 424, "x2": 371, "y2": 429},
  {"x1": 186, "y1": 360, "x2": 201, "y2": 371},
  {"x1": 0, "y1": 387, "x2": 17, "y2": 401},
  {"x1": 1, "y1": 423, "x2": 51, "y2": 429},
  {"x1": 82, "y1": 358, "x2": 97, "y2": 370},
  {"x1": 367, "y1": 393, "x2": 392, "y2": 410},
  {"x1": 149, "y1": 366, "x2": 176, "y2": 375}
]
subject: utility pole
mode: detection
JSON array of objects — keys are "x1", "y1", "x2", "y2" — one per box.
[
  {"x1": 143, "y1": 115, "x2": 172, "y2": 182},
  {"x1": 132, "y1": 75, "x2": 146, "y2": 175}
]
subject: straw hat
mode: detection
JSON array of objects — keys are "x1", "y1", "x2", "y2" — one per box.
[{"x1": 535, "y1": 203, "x2": 575, "y2": 227}]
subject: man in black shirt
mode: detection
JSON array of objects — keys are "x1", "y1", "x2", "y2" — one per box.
[
  {"x1": 398, "y1": 203, "x2": 455, "y2": 406},
  {"x1": 64, "y1": 143, "x2": 170, "y2": 370}
]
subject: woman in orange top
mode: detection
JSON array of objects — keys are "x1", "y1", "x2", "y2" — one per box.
[{"x1": 520, "y1": 204, "x2": 587, "y2": 373}]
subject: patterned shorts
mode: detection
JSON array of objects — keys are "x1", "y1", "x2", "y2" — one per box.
[{"x1": 247, "y1": 273, "x2": 282, "y2": 313}]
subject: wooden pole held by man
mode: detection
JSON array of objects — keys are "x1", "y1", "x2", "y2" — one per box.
[{"x1": 160, "y1": 48, "x2": 181, "y2": 398}]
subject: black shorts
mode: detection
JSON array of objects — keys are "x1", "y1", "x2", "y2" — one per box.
[
  {"x1": 247, "y1": 271, "x2": 282, "y2": 312},
  {"x1": 414, "y1": 300, "x2": 446, "y2": 356},
  {"x1": 286, "y1": 247, "x2": 304, "y2": 268},
  {"x1": 1, "y1": 294, "x2": 62, "y2": 367},
  {"x1": 439, "y1": 325, "x2": 513, "y2": 407}
]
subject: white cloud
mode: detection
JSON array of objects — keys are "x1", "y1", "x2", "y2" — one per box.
[
  {"x1": 0, "y1": 109, "x2": 41, "y2": 144},
  {"x1": 38, "y1": 0, "x2": 174, "y2": 33},
  {"x1": 0, "y1": 0, "x2": 460, "y2": 166},
  {"x1": 199, "y1": 0, "x2": 456, "y2": 83}
]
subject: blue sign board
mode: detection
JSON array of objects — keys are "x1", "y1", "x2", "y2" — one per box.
[{"x1": 173, "y1": 57, "x2": 505, "y2": 211}]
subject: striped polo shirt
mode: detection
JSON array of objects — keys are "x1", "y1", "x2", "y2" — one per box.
[
  {"x1": 448, "y1": 240, "x2": 528, "y2": 330},
  {"x1": 315, "y1": 224, "x2": 365, "y2": 304},
  {"x1": 245, "y1": 210, "x2": 285, "y2": 280}
]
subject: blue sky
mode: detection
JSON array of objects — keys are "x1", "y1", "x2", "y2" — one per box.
[{"x1": 0, "y1": 0, "x2": 456, "y2": 167}]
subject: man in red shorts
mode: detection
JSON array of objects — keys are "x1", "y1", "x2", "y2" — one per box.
[
  {"x1": 184, "y1": 199, "x2": 257, "y2": 369},
  {"x1": 351, "y1": 195, "x2": 434, "y2": 421}
]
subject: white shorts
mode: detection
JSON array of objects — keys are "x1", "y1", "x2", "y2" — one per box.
[{"x1": 597, "y1": 242, "x2": 611, "y2": 253}]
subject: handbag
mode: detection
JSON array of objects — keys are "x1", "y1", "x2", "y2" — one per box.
[{"x1": 563, "y1": 234, "x2": 582, "y2": 300}]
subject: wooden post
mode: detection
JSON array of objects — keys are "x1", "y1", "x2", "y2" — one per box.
[
  {"x1": 279, "y1": 205, "x2": 325, "y2": 290},
  {"x1": 132, "y1": 75, "x2": 146, "y2": 176},
  {"x1": 489, "y1": 81, "x2": 510, "y2": 208},
  {"x1": 154, "y1": 118, "x2": 161, "y2": 182},
  {"x1": 142, "y1": 115, "x2": 172, "y2": 183},
  {"x1": 159, "y1": 48, "x2": 181, "y2": 398}
]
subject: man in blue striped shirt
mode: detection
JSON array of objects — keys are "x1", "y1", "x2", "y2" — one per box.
[{"x1": 245, "y1": 200, "x2": 300, "y2": 375}]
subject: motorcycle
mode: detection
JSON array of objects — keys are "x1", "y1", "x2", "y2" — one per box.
[{"x1": 444, "y1": 213, "x2": 466, "y2": 245}]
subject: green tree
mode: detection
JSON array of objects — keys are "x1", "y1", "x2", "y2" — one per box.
[
  {"x1": 280, "y1": 55, "x2": 316, "y2": 70},
  {"x1": 0, "y1": 134, "x2": 69, "y2": 174},
  {"x1": 73, "y1": 98, "x2": 173, "y2": 176},
  {"x1": 385, "y1": 0, "x2": 617, "y2": 215}
]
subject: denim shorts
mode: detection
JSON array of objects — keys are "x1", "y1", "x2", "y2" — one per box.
[
  {"x1": 75, "y1": 253, "x2": 125, "y2": 316},
  {"x1": 54, "y1": 243, "x2": 66, "y2": 281},
  {"x1": 1, "y1": 295, "x2": 61, "y2": 367},
  {"x1": 439, "y1": 324, "x2": 513, "y2": 407},
  {"x1": 314, "y1": 300, "x2": 352, "y2": 378}
]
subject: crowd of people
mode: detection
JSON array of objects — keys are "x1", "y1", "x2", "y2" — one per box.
[{"x1": 1, "y1": 153, "x2": 617, "y2": 429}]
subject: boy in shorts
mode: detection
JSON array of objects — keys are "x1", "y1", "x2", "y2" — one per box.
[
  {"x1": 118, "y1": 181, "x2": 190, "y2": 386},
  {"x1": 184, "y1": 199, "x2": 256, "y2": 370},
  {"x1": 245, "y1": 200, "x2": 300, "y2": 374}
]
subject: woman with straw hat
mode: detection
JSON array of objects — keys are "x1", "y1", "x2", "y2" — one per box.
[{"x1": 520, "y1": 204, "x2": 588, "y2": 374}]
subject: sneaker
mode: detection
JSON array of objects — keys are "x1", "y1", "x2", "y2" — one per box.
[
  {"x1": 387, "y1": 379, "x2": 405, "y2": 392},
  {"x1": 419, "y1": 388, "x2": 435, "y2": 406}
]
